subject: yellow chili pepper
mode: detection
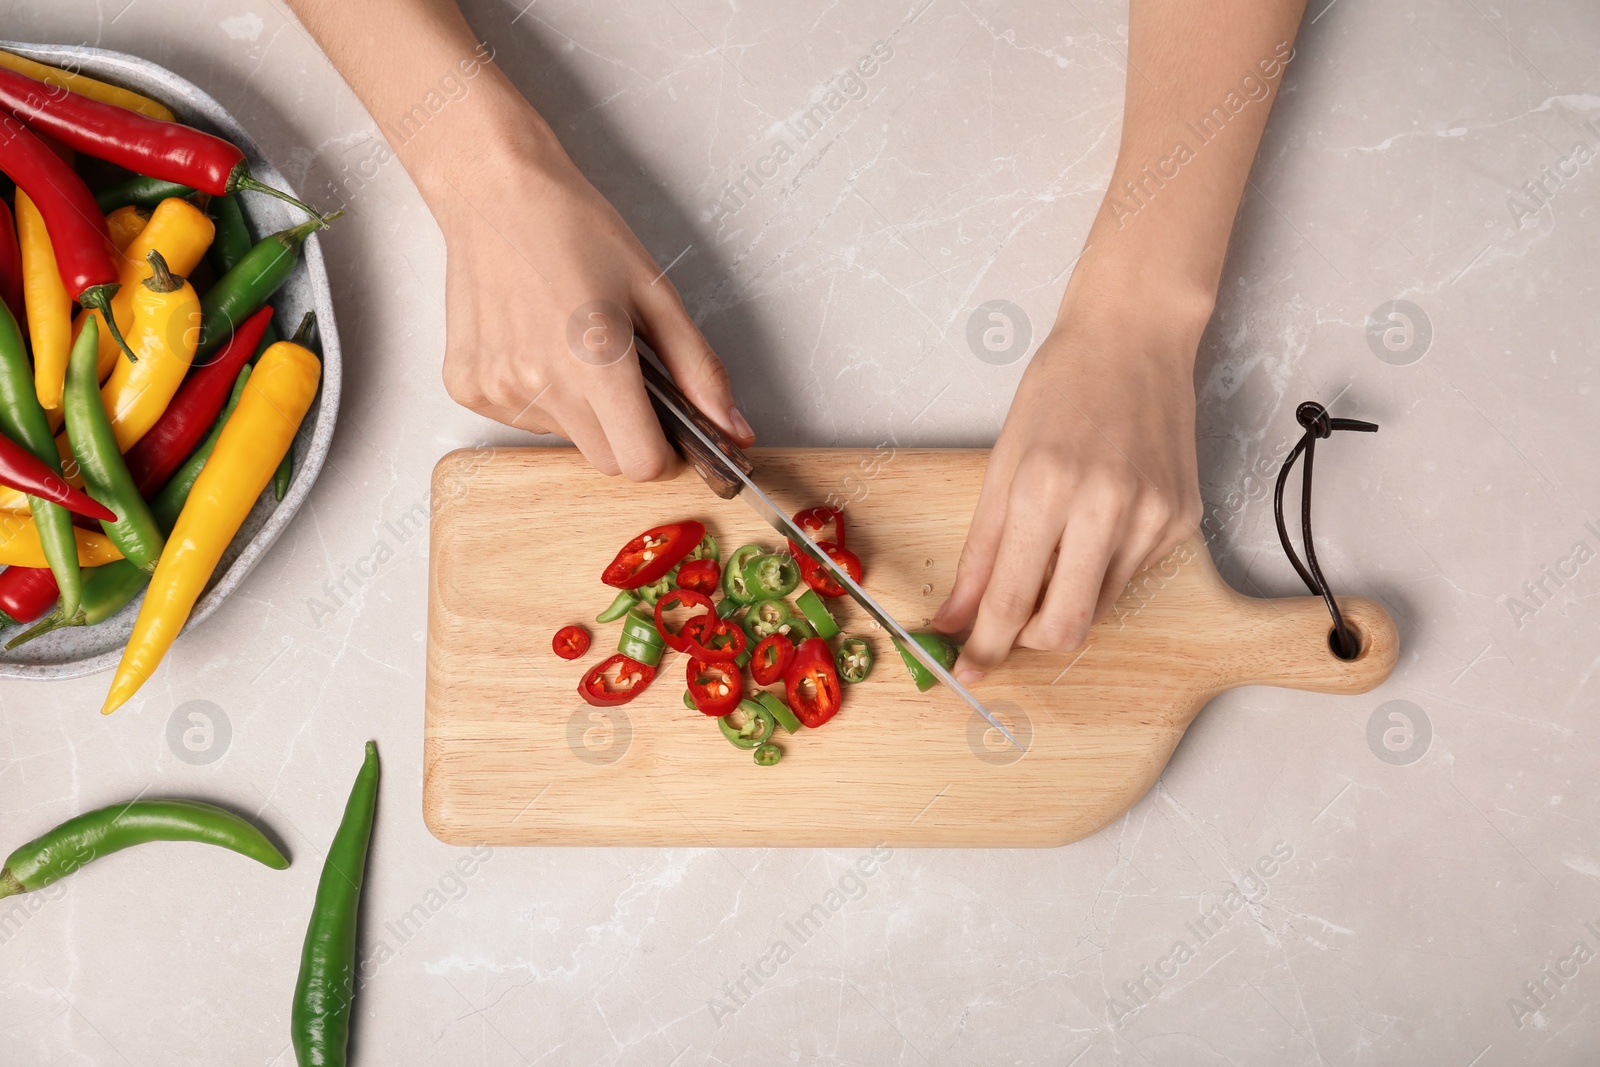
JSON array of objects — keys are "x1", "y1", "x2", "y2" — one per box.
[
  {"x1": 0, "y1": 50, "x2": 175, "y2": 122},
  {"x1": 100, "y1": 251, "x2": 200, "y2": 452},
  {"x1": 75, "y1": 196, "x2": 213, "y2": 381},
  {"x1": 105, "y1": 205, "x2": 152, "y2": 254},
  {"x1": 104, "y1": 324, "x2": 322, "y2": 713},
  {"x1": 0, "y1": 510, "x2": 124, "y2": 567},
  {"x1": 15, "y1": 190, "x2": 72, "y2": 411}
]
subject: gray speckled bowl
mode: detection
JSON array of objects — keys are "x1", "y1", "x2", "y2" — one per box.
[{"x1": 0, "y1": 42, "x2": 340, "y2": 679}]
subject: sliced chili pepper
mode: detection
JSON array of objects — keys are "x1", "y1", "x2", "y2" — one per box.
[
  {"x1": 721, "y1": 543, "x2": 764, "y2": 603},
  {"x1": 552, "y1": 624, "x2": 590, "y2": 660},
  {"x1": 0, "y1": 67, "x2": 325, "y2": 219},
  {"x1": 579, "y1": 653, "x2": 656, "y2": 706},
  {"x1": 753, "y1": 742, "x2": 782, "y2": 766},
  {"x1": 684, "y1": 532, "x2": 719, "y2": 562},
  {"x1": 784, "y1": 637, "x2": 843, "y2": 728},
  {"x1": 788, "y1": 505, "x2": 845, "y2": 555},
  {"x1": 676, "y1": 557, "x2": 720, "y2": 594},
  {"x1": 595, "y1": 589, "x2": 637, "y2": 624},
  {"x1": 653, "y1": 588, "x2": 715, "y2": 652},
  {"x1": 719, "y1": 698, "x2": 776, "y2": 749},
  {"x1": 654, "y1": 589, "x2": 745, "y2": 661},
  {"x1": 686, "y1": 657, "x2": 742, "y2": 717},
  {"x1": 617, "y1": 606, "x2": 665, "y2": 667},
  {"x1": 894, "y1": 630, "x2": 960, "y2": 693},
  {"x1": 799, "y1": 540, "x2": 863, "y2": 598},
  {"x1": 742, "y1": 551, "x2": 800, "y2": 600},
  {"x1": 794, "y1": 588, "x2": 840, "y2": 639},
  {"x1": 740, "y1": 598, "x2": 799, "y2": 644},
  {"x1": 836, "y1": 636, "x2": 873, "y2": 683},
  {"x1": 754, "y1": 691, "x2": 803, "y2": 734},
  {"x1": 635, "y1": 568, "x2": 676, "y2": 606},
  {"x1": 602, "y1": 520, "x2": 704, "y2": 590},
  {"x1": 749, "y1": 634, "x2": 794, "y2": 686}
]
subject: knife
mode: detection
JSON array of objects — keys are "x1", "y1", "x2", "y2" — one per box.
[{"x1": 636, "y1": 355, "x2": 1025, "y2": 752}]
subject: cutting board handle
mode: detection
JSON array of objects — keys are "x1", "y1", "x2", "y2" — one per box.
[
  {"x1": 638, "y1": 357, "x2": 753, "y2": 499},
  {"x1": 1221, "y1": 591, "x2": 1399, "y2": 695}
]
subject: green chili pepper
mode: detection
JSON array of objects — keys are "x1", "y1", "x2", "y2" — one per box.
[
  {"x1": 682, "y1": 689, "x2": 697, "y2": 711},
  {"x1": 94, "y1": 176, "x2": 197, "y2": 213},
  {"x1": 716, "y1": 597, "x2": 745, "y2": 621},
  {"x1": 719, "y1": 698, "x2": 776, "y2": 749},
  {"x1": 292, "y1": 740, "x2": 378, "y2": 1067},
  {"x1": 617, "y1": 606, "x2": 664, "y2": 666},
  {"x1": 0, "y1": 798, "x2": 288, "y2": 899},
  {"x1": 596, "y1": 590, "x2": 638, "y2": 624},
  {"x1": 741, "y1": 552, "x2": 800, "y2": 600},
  {"x1": 740, "y1": 598, "x2": 796, "y2": 643},
  {"x1": 794, "y1": 589, "x2": 840, "y2": 640},
  {"x1": 684, "y1": 532, "x2": 719, "y2": 563},
  {"x1": 635, "y1": 566, "x2": 677, "y2": 607},
  {"x1": 64, "y1": 316, "x2": 164, "y2": 573},
  {"x1": 274, "y1": 443, "x2": 294, "y2": 501},
  {"x1": 721, "y1": 544, "x2": 764, "y2": 604},
  {"x1": 836, "y1": 636, "x2": 873, "y2": 683},
  {"x1": 785, "y1": 613, "x2": 815, "y2": 640},
  {"x1": 753, "y1": 743, "x2": 782, "y2": 767},
  {"x1": 197, "y1": 212, "x2": 339, "y2": 358},
  {"x1": 207, "y1": 193, "x2": 254, "y2": 275},
  {"x1": 894, "y1": 631, "x2": 960, "y2": 692},
  {"x1": 0, "y1": 299, "x2": 79, "y2": 616},
  {"x1": 754, "y1": 691, "x2": 802, "y2": 734},
  {"x1": 6, "y1": 366, "x2": 254, "y2": 649}
]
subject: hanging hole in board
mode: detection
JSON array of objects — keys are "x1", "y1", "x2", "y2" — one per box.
[{"x1": 1327, "y1": 624, "x2": 1363, "y2": 662}]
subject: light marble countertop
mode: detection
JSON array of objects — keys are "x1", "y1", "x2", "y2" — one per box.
[{"x1": 2, "y1": 1, "x2": 1597, "y2": 1063}]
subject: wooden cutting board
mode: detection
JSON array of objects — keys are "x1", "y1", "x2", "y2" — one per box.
[{"x1": 424, "y1": 448, "x2": 1397, "y2": 848}]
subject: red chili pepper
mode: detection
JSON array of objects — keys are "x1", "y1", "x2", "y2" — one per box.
[
  {"x1": 552, "y1": 624, "x2": 590, "y2": 660},
  {"x1": 749, "y1": 634, "x2": 794, "y2": 686},
  {"x1": 788, "y1": 506, "x2": 845, "y2": 557},
  {"x1": 0, "y1": 197, "x2": 23, "y2": 324},
  {"x1": 579, "y1": 653, "x2": 655, "y2": 707},
  {"x1": 654, "y1": 589, "x2": 745, "y2": 661},
  {"x1": 122, "y1": 305, "x2": 273, "y2": 497},
  {"x1": 799, "y1": 540, "x2": 864, "y2": 598},
  {"x1": 675, "y1": 557, "x2": 719, "y2": 595},
  {"x1": 602, "y1": 520, "x2": 704, "y2": 590},
  {"x1": 0, "y1": 565, "x2": 58, "y2": 626},
  {"x1": 0, "y1": 430, "x2": 115, "y2": 521},
  {"x1": 0, "y1": 112, "x2": 132, "y2": 361},
  {"x1": 0, "y1": 68, "x2": 325, "y2": 220},
  {"x1": 784, "y1": 637, "x2": 842, "y2": 728},
  {"x1": 686, "y1": 657, "x2": 742, "y2": 717}
]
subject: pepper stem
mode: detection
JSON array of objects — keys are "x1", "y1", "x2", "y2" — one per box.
[
  {"x1": 289, "y1": 311, "x2": 316, "y2": 347},
  {"x1": 0, "y1": 868, "x2": 23, "y2": 899},
  {"x1": 7, "y1": 607, "x2": 87, "y2": 650},
  {"x1": 142, "y1": 250, "x2": 181, "y2": 294},
  {"x1": 78, "y1": 284, "x2": 137, "y2": 364},
  {"x1": 228, "y1": 163, "x2": 333, "y2": 224}
]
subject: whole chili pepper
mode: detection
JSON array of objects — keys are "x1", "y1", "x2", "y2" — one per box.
[
  {"x1": 103, "y1": 203, "x2": 152, "y2": 253},
  {"x1": 0, "y1": 295, "x2": 79, "y2": 613},
  {"x1": 0, "y1": 66, "x2": 324, "y2": 219},
  {"x1": 123, "y1": 304, "x2": 271, "y2": 497},
  {"x1": 195, "y1": 213, "x2": 337, "y2": 358},
  {"x1": 0, "y1": 196, "x2": 22, "y2": 323},
  {"x1": 0, "y1": 798, "x2": 287, "y2": 900},
  {"x1": 14, "y1": 189, "x2": 70, "y2": 410},
  {"x1": 206, "y1": 193, "x2": 252, "y2": 275},
  {"x1": 0, "y1": 564, "x2": 59, "y2": 626},
  {"x1": 0, "y1": 430, "x2": 114, "y2": 520},
  {"x1": 99, "y1": 250, "x2": 200, "y2": 451},
  {"x1": 63, "y1": 317, "x2": 165, "y2": 572},
  {"x1": 292, "y1": 741, "x2": 378, "y2": 1067},
  {"x1": 105, "y1": 327, "x2": 320, "y2": 712},
  {"x1": 265, "y1": 314, "x2": 298, "y2": 500},
  {"x1": 95, "y1": 176, "x2": 195, "y2": 214},
  {"x1": 0, "y1": 49, "x2": 175, "y2": 121},
  {"x1": 0, "y1": 112, "x2": 135, "y2": 361},
  {"x1": 9, "y1": 365, "x2": 254, "y2": 647},
  {"x1": 0, "y1": 510, "x2": 122, "y2": 567}
]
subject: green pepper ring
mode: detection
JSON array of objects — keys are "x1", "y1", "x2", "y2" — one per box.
[{"x1": 719, "y1": 698, "x2": 777, "y2": 749}]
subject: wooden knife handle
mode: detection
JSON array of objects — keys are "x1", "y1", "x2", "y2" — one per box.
[{"x1": 638, "y1": 356, "x2": 753, "y2": 499}]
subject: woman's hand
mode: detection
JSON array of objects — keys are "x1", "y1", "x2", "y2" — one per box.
[{"x1": 932, "y1": 282, "x2": 1206, "y2": 683}]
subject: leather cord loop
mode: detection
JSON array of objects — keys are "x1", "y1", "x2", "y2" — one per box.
[{"x1": 1273, "y1": 401, "x2": 1378, "y2": 660}]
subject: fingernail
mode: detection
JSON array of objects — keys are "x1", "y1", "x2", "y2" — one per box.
[
  {"x1": 957, "y1": 669, "x2": 983, "y2": 685},
  {"x1": 728, "y1": 406, "x2": 754, "y2": 440}
]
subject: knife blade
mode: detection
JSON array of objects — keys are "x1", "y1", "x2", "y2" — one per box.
[{"x1": 636, "y1": 355, "x2": 1025, "y2": 752}]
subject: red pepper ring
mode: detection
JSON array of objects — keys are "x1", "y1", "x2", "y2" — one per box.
[
  {"x1": 686, "y1": 657, "x2": 742, "y2": 717},
  {"x1": 787, "y1": 505, "x2": 845, "y2": 557},
  {"x1": 798, "y1": 540, "x2": 864, "y2": 598},
  {"x1": 676, "y1": 557, "x2": 720, "y2": 594},
  {"x1": 784, "y1": 637, "x2": 843, "y2": 728},
  {"x1": 654, "y1": 589, "x2": 716, "y2": 652},
  {"x1": 655, "y1": 590, "x2": 746, "y2": 661},
  {"x1": 750, "y1": 634, "x2": 794, "y2": 686},
  {"x1": 603, "y1": 520, "x2": 705, "y2": 590},
  {"x1": 579, "y1": 653, "x2": 656, "y2": 707}
]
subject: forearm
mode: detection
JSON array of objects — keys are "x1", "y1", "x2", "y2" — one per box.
[
  {"x1": 282, "y1": 0, "x2": 565, "y2": 201},
  {"x1": 1072, "y1": 0, "x2": 1309, "y2": 327}
]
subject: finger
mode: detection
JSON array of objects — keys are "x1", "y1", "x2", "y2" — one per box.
[
  {"x1": 635, "y1": 286, "x2": 754, "y2": 446},
  {"x1": 587, "y1": 357, "x2": 684, "y2": 483},
  {"x1": 932, "y1": 449, "x2": 1017, "y2": 636},
  {"x1": 951, "y1": 494, "x2": 1063, "y2": 681},
  {"x1": 539, "y1": 395, "x2": 620, "y2": 476},
  {"x1": 489, "y1": 401, "x2": 554, "y2": 437},
  {"x1": 1017, "y1": 507, "x2": 1121, "y2": 652},
  {"x1": 1090, "y1": 542, "x2": 1145, "y2": 626}
]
